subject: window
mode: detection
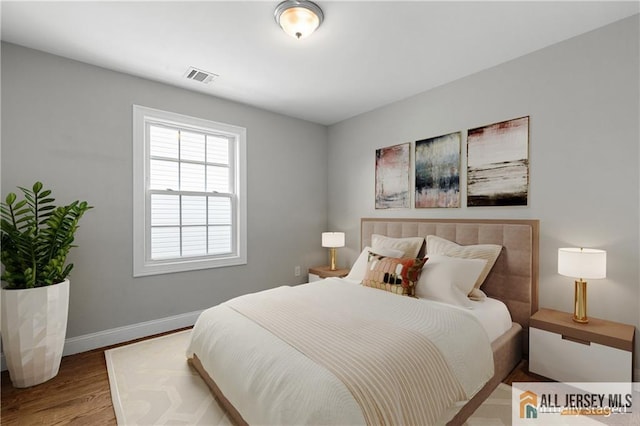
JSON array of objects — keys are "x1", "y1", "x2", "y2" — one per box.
[{"x1": 133, "y1": 105, "x2": 247, "y2": 276}]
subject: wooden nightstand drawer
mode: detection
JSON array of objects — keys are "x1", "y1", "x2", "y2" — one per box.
[{"x1": 529, "y1": 327, "x2": 632, "y2": 382}]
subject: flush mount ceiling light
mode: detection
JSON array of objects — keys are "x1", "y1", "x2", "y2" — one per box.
[{"x1": 274, "y1": 0, "x2": 324, "y2": 40}]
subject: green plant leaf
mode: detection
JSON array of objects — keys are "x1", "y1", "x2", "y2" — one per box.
[
  {"x1": 13, "y1": 208, "x2": 30, "y2": 216},
  {"x1": 13, "y1": 200, "x2": 27, "y2": 209},
  {"x1": 0, "y1": 181, "x2": 91, "y2": 288}
]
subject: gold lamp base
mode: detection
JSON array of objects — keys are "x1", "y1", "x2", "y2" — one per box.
[
  {"x1": 573, "y1": 279, "x2": 589, "y2": 324},
  {"x1": 328, "y1": 247, "x2": 337, "y2": 271}
]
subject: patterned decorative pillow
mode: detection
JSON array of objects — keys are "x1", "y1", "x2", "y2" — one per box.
[
  {"x1": 361, "y1": 252, "x2": 427, "y2": 296},
  {"x1": 345, "y1": 246, "x2": 405, "y2": 282}
]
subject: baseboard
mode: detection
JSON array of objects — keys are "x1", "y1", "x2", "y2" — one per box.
[{"x1": 1, "y1": 309, "x2": 203, "y2": 372}]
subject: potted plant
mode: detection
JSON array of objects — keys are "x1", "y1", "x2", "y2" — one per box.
[{"x1": 1, "y1": 181, "x2": 91, "y2": 387}]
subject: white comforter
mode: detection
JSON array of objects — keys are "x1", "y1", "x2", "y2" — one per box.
[{"x1": 187, "y1": 279, "x2": 494, "y2": 425}]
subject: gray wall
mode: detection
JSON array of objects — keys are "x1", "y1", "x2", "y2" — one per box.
[
  {"x1": 2, "y1": 15, "x2": 639, "y2": 368},
  {"x1": 1, "y1": 42, "x2": 328, "y2": 338},
  {"x1": 328, "y1": 16, "x2": 640, "y2": 363}
]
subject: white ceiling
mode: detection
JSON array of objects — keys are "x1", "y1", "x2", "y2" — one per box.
[{"x1": 2, "y1": 1, "x2": 638, "y2": 125}]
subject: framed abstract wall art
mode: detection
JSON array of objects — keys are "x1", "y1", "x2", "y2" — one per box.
[
  {"x1": 415, "y1": 132, "x2": 461, "y2": 208},
  {"x1": 375, "y1": 143, "x2": 410, "y2": 209},
  {"x1": 467, "y1": 116, "x2": 529, "y2": 207}
]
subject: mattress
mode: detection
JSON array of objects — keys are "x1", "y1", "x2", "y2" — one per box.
[{"x1": 187, "y1": 278, "x2": 496, "y2": 425}]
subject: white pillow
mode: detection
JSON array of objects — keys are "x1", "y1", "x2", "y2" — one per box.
[
  {"x1": 371, "y1": 234, "x2": 425, "y2": 258},
  {"x1": 426, "y1": 235, "x2": 501, "y2": 299},
  {"x1": 415, "y1": 254, "x2": 487, "y2": 308},
  {"x1": 346, "y1": 246, "x2": 404, "y2": 282}
]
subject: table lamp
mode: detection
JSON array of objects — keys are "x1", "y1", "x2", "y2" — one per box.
[
  {"x1": 322, "y1": 232, "x2": 345, "y2": 271},
  {"x1": 558, "y1": 247, "x2": 606, "y2": 323}
]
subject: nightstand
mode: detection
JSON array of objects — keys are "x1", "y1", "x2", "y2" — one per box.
[
  {"x1": 308, "y1": 266, "x2": 350, "y2": 282},
  {"x1": 529, "y1": 308, "x2": 635, "y2": 382}
]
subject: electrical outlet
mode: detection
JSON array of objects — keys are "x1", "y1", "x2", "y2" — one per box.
[{"x1": 294, "y1": 266, "x2": 301, "y2": 276}]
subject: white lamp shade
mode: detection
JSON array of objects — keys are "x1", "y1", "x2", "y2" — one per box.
[
  {"x1": 322, "y1": 232, "x2": 345, "y2": 248},
  {"x1": 558, "y1": 248, "x2": 606, "y2": 279}
]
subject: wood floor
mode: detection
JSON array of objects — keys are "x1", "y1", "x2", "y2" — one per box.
[
  {"x1": 0, "y1": 328, "x2": 190, "y2": 425},
  {"x1": 1, "y1": 344, "x2": 116, "y2": 425},
  {"x1": 1, "y1": 330, "x2": 548, "y2": 425}
]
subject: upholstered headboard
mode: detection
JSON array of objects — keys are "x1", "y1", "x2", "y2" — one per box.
[{"x1": 361, "y1": 218, "x2": 539, "y2": 351}]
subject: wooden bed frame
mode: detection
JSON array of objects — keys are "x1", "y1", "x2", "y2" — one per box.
[{"x1": 189, "y1": 218, "x2": 540, "y2": 426}]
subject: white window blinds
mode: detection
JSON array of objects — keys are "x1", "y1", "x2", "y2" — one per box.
[{"x1": 133, "y1": 106, "x2": 246, "y2": 276}]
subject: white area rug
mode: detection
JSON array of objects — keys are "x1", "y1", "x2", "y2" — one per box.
[
  {"x1": 463, "y1": 383, "x2": 513, "y2": 426},
  {"x1": 106, "y1": 330, "x2": 513, "y2": 425},
  {"x1": 105, "y1": 330, "x2": 230, "y2": 425}
]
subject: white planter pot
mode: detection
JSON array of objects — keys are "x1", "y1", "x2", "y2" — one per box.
[{"x1": 1, "y1": 279, "x2": 69, "y2": 388}]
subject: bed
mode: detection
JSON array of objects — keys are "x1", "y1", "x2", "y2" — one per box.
[{"x1": 187, "y1": 218, "x2": 539, "y2": 425}]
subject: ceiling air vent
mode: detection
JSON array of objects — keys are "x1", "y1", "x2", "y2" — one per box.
[{"x1": 184, "y1": 67, "x2": 218, "y2": 84}]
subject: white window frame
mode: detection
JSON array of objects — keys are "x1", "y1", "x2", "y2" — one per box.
[{"x1": 132, "y1": 105, "x2": 247, "y2": 277}]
